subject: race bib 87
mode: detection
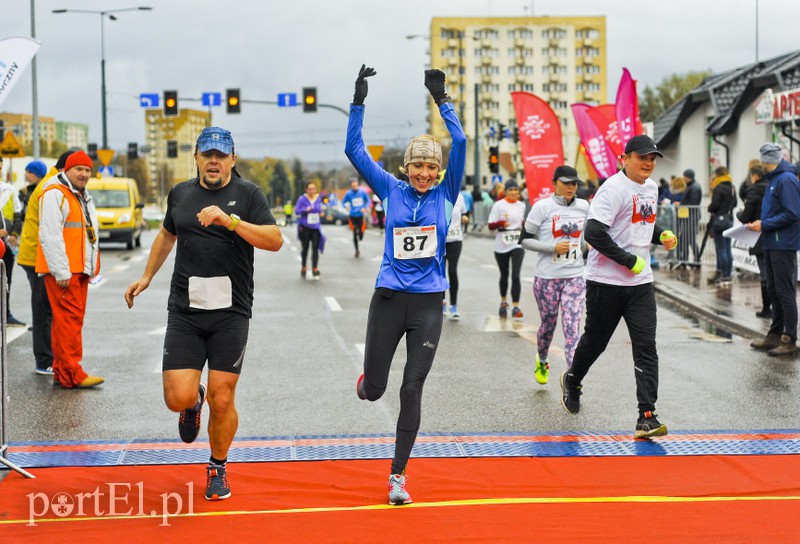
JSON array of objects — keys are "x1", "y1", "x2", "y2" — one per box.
[{"x1": 393, "y1": 225, "x2": 437, "y2": 259}]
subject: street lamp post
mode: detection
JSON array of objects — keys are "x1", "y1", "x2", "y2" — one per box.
[{"x1": 52, "y1": 6, "x2": 152, "y2": 150}]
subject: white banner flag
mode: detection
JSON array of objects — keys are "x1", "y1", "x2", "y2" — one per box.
[{"x1": 0, "y1": 35, "x2": 41, "y2": 108}]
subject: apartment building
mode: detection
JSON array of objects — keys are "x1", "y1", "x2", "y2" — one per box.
[
  {"x1": 428, "y1": 16, "x2": 606, "y2": 185},
  {"x1": 0, "y1": 112, "x2": 57, "y2": 149}
]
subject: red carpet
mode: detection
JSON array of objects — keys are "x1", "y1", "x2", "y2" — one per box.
[{"x1": 1, "y1": 455, "x2": 797, "y2": 542}]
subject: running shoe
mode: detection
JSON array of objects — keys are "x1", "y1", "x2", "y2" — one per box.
[
  {"x1": 356, "y1": 373, "x2": 367, "y2": 400},
  {"x1": 388, "y1": 473, "x2": 412, "y2": 505},
  {"x1": 534, "y1": 355, "x2": 549, "y2": 385},
  {"x1": 512, "y1": 306, "x2": 523, "y2": 319},
  {"x1": 355, "y1": 248, "x2": 360, "y2": 258},
  {"x1": 449, "y1": 305, "x2": 460, "y2": 320},
  {"x1": 300, "y1": 267, "x2": 307, "y2": 279},
  {"x1": 34, "y1": 366, "x2": 54, "y2": 376},
  {"x1": 6, "y1": 315, "x2": 26, "y2": 327},
  {"x1": 312, "y1": 268, "x2": 320, "y2": 280},
  {"x1": 634, "y1": 411, "x2": 668, "y2": 439},
  {"x1": 498, "y1": 301, "x2": 509, "y2": 318},
  {"x1": 560, "y1": 372, "x2": 581, "y2": 414},
  {"x1": 205, "y1": 463, "x2": 231, "y2": 501},
  {"x1": 178, "y1": 383, "x2": 206, "y2": 443}
]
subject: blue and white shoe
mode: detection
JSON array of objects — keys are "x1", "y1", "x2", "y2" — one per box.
[{"x1": 449, "y1": 305, "x2": 460, "y2": 320}]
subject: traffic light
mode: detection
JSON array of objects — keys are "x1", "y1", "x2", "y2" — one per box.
[
  {"x1": 498, "y1": 123, "x2": 505, "y2": 141},
  {"x1": 488, "y1": 146, "x2": 499, "y2": 173},
  {"x1": 127, "y1": 142, "x2": 138, "y2": 160},
  {"x1": 226, "y1": 88, "x2": 241, "y2": 114},
  {"x1": 303, "y1": 87, "x2": 317, "y2": 113},
  {"x1": 513, "y1": 127, "x2": 519, "y2": 143},
  {"x1": 167, "y1": 140, "x2": 178, "y2": 158},
  {"x1": 163, "y1": 90, "x2": 178, "y2": 116},
  {"x1": 87, "y1": 143, "x2": 98, "y2": 160}
]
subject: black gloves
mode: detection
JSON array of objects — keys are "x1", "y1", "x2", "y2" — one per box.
[
  {"x1": 424, "y1": 69, "x2": 450, "y2": 106},
  {"x1": 353, "y1": 64, "x2": 377, "y2": 105}
]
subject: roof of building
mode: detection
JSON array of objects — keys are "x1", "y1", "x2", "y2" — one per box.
[{"x1": 654, "y1": 50, "x2": 800, "y2": 149}]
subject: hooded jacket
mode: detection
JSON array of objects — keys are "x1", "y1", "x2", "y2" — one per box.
[{"x1": 761, "y1": 160, "x2": 800, "y2": 251}]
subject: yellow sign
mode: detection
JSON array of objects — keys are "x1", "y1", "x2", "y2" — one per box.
[
  {"x1": 0, "y1": 132, "x2": 25, "y2": 158},
  {"x1": 367, "y1": 145, "x2": 384, "y2": 162},
  {"x1": 97, "y1": 149, "x2": 115, "y2": 166}
]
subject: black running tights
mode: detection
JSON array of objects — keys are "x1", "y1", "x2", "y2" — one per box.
[
  {"x1": 361, "y1": 289, "x2": 443, "y2": 475},
  {"x1": 494, "y1": 247, "x2": 525, "y2": 301}
]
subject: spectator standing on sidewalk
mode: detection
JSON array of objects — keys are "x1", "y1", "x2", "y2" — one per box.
[
  {"x1": 559, "y1": 135, "x2": 677, "y2": 439},
  {"x1": 678, "y1": 168, "x2": 702, "y2": 265},
  {"x1": 18, "y1": 157, "x2": 62, "y2": 376},
  {"x1": 707, "y1": 166, "x2": 737, "y2": 285},
  {"x1": 36, "y1": 151, "x2": 103, "y2": 389},
  {"x1": 747, "y1": 143, "x2": 800, "y2": 356},
  {"x1": 737, "y1": 163, "x2": 770, "y2": 318},
  {"x1": 0, "y1": 157, "x2": 25, "y2": 327}
]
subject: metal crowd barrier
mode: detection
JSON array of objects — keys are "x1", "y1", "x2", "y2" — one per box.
[
  {"x1": 654, "y1": 204, "x2": 716, "y2": 268},
  {"x1": 0, "y1": 260, "x2": 35, "y2": 478}
]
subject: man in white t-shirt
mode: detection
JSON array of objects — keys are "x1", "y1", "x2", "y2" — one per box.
[{"x1": 560, "y1": 135, "x2": 678, "y2": 439}]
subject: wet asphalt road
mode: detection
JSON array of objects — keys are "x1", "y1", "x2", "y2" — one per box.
[{"x1": 3, "y1": 225, "x2": 798, "y2": 445}]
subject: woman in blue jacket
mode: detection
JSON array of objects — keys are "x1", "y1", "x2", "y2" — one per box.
[{"x1": 345, "y1": 64, "x2": 466, "y2": 506}]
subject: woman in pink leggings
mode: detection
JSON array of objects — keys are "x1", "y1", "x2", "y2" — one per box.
[{"x1": 520, "y1": 166, "x2": 590, "y2": 385}]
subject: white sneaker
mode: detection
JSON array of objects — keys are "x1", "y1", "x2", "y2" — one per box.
[
  {"x1": 388, "y1": 473, "x2": 412, "y2": 505},
  {"x1": 449, "y1": 305, "x2": 460, "y2": 320}
]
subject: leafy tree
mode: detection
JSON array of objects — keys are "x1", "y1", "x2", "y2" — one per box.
[
  {"x1": 639, "y1": 70, "x2": 712, "y2": 122},
  {"x1": 270, "y1": 160, "x2": 291, "y2": 207},
  {"x1": 291, "y1": 159, "x2": 305, "y2": 198}
]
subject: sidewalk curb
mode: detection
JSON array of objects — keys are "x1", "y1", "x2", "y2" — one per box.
[{"x1": 653, "y1": 275, "x2": 769, "y2": 340}]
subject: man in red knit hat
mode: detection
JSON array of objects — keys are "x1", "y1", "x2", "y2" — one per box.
[{"x1": 36, "y1": 150, "x2": 104, "y2": 389}]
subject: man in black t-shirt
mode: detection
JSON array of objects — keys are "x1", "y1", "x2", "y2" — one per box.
[{"x1": 125, "y1": 127, "x2": 282, "y2": 501}]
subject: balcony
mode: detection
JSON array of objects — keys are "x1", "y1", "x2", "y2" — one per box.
[
  {"x1": 515, "y1": 56, "x2": 525, "y2": 66},
  {"x1": 481, "y1": 56, "x2": 492, "y2": 65},
  {"x1": 549, "y1": 38, "x2": 559, "y2": 48},
  {"x1": 481, "y1": 39, "x2": 492, "y2": 48},
  {"x1": 447, "y1": 38, "x2": 459, "y2": 48},
  {"x1": 583, "y1": 57, "x2": 593, "y2": 65},
  {"x1": 447, "y1": 57, "x2": 459, "y2": 66},
  {"x1": 514, "y1": 39, "x2": 525, "y2": 48},
  {"x1": 481, "y1": 74, "x2": 493, "y2": 84}
]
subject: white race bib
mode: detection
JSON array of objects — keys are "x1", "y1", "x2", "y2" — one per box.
[
  {"x1": 188, "y1": 276, "x2": 232, "y2": 310},
  {"x1": 306, "y1": 212, "x2": 320, "y2": 225},
  {"x1": 502, "y1": 229, "x2": 520, "y2": 245},
  {"x1": 447, "y1": 225, "x2": 462, "y2": 239},
  {"x1": 551, "y1": 241, "x2": 581, "y2": 264},
  {"x1": 352, "y1": 197, "x2": 364, "y2": 207},
  {"x1": 393, "y1": 225, "x2": 437, "y2": 259}
]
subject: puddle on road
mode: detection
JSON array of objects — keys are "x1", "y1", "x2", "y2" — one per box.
[{"x1": 657, "y1": 296, "x2": 735, "y2": 342}]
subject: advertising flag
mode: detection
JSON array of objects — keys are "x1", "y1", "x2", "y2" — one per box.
[
  {"x1": 586, "y1": 104, "x2": 623, "y2": 158},
  {"x1": 0, "y1": 36, "x2": 41, "y2": 108},
  {"x1": 571, "y1": 103, "x2": 617, "y2": 180},
  {"x1": 511, "y1": 91, "x2": 563, "y2": 203},
  {"x1": 615, "y1": 68, "x2": 643, "y2": 146}
]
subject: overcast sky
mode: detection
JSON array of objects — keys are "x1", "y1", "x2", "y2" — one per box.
[{"x1": 2, "y1": 0, "x2": 798, "y2": 163}]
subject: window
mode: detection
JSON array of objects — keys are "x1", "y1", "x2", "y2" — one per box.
[
  {"x1": 475, "y1": 28, "x2": 498, "y2": 40},
  {"x1": 541, "y1": 28, "x2": 567, "y2": 39}
]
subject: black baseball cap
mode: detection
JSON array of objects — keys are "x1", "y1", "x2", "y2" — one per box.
[
  {"x1": 552, "y1": 165, "x2": 581, "y2": 183},
  {"x1": 624, "y1": 135, "x2": 663, "y2": 157}
]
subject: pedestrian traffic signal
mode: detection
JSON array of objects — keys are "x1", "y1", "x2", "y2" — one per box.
[
  {"x1": 127, "y1": 142, "x2": 138, "y2": 160},
  {"x1": 226, "y1": 88, "x2": 241, "y2": 114},
  {"x1": 163, "y1": 90, "x2": 178, "y2": 116},
  {"x1": 498, "y1": 123, "x2": 505, "y2": 141},
  {"x1": 303, "y1": 87, "x2": 317, "y2": 113},
  {"x1": 488, "y1": 146, "x2": 499, "y2": 173},
  {"x1": 87, "y1": 143, "x2": 98, "y2": 160},
  {"x1": 167, "y1": 140, "x2": 178, "y2": 158}
]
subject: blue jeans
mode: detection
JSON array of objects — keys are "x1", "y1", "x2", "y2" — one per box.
[{"x1": 712, "y1": 229, "x2": 732, "y2": 278}]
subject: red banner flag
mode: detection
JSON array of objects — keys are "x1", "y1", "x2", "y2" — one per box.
[
  {"x1": 615, "y1": 68, "x2": 643, "y2": 145},
  {"x1": 571, "y1": 103, "x2": 618, "y2": 180},
  {"x1": 511, "y1": 91, "x2": 564, "y2": 203},
  {"x1": 586, "y1": 104, "x2": 623, "y2": 158}
]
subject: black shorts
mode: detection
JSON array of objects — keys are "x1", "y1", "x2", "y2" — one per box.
[{"x1": 162, "y1": 311, "x2": 249, "y2": 374}]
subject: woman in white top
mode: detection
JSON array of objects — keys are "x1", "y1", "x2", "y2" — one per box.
[
  {"x1": 520, "y1": 166, "x2": 589, "y2": 385},
  {"x1": 487, "y1": 179, "x2": 527, "y2": 318},
  {"x1": 444, "y1": 191, "x2": 468, "y2": 319}
]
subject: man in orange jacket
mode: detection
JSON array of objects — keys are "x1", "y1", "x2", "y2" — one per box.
[{"x1": 36, "y1": 150, "x2": 103, "y2": 389}]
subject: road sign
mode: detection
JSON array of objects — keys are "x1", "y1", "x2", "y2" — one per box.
[
  {"x1": 99, "y1": 166, "x2": 114, "y2": 177},
  {"x1": 277, "y1": 93, "x2": 298, "y2": 107},
  {"x1": 367, "y1": 145, "x2": 384, "y2": 161},
  {"x1": 202, "y1": 92, "x2": 222, "y2": 107},
  {"x1": 0, "y1": 132, "x2": 24, "y2": 158},
  {"x1": 97, "y1": 149, "x2": 115, "y2": 167},
  {"x1": 491, "y1": 174, "x2": 503, "y2": 184},
  {"x1": 139, "y1": 93, "x2": 160, "y2": 108}
]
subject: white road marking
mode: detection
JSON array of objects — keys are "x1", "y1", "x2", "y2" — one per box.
[
  {"x1": 112, "y1": 264, "x2": 130, "y2": 273},
  {"x1": 355, "y1": 343, "x2": 365, "y2": 356},
  {"x1": 325, "y1": 297, "x2": 342, "y2": 312}
]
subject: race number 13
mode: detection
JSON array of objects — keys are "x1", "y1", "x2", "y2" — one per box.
[{"x1": 393, "y1": 225, "x2": 438, "y2": 259}]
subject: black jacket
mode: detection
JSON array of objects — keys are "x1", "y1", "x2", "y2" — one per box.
[
  {"x1": 708, "y1": 179, "x2": 737, "y2": 231},
  {"x1": 736, "y1": 178, "x2": 767, "y2": 255}
]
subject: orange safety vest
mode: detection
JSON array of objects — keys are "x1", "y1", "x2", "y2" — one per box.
[{"x1": 35, "y1": 183, "x2": 99, "y2": 276}]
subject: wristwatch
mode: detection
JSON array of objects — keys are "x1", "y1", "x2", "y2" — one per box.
[{"x1": 227, "y1": 214, "x2": 241, "y2": 231}]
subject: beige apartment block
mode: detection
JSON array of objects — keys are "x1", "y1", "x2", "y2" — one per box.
[
  {"x1": 428, "y1": 16, "x2": 606, "y2": 184},
  {"x1": 144, "y1": 108, "x2": 211, "y2": 196}
]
